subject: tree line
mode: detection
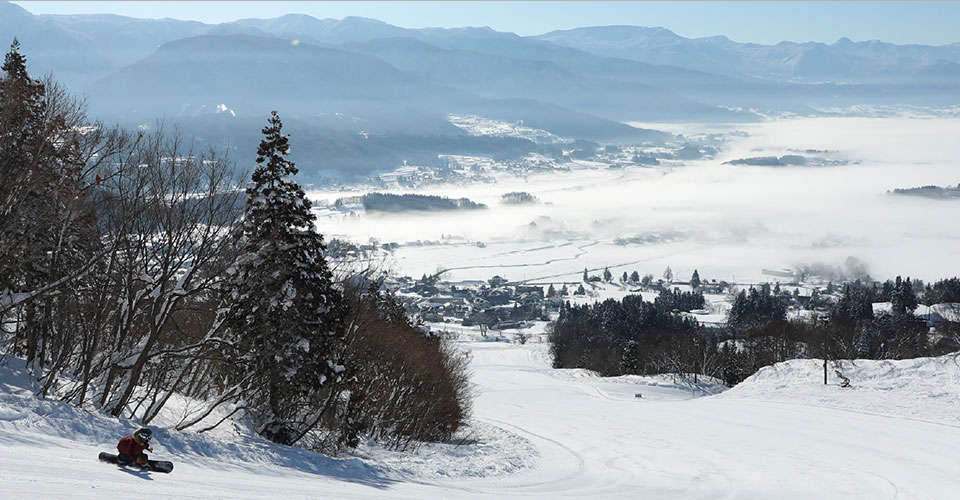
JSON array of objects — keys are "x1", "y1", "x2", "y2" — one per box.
[
  {"x1": 335, "y1": 192, "x2": 487, "y2": 212},
  {"x1": 550, "y1": 274, "x2": 959, "y2": 387},
  {"x1": 549, "y1": 294, "x2": 703, "y2": 376},
  {"x1": 0, "y1": 41, "x2": 468, "y2": 452}
]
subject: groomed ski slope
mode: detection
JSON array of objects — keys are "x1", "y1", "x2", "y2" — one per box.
[{"x1": 2, "y1": 344, "x2": 959, "y2": 499}]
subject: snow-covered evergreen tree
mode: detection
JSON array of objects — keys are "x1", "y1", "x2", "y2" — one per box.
[
  {"x1": 690, "y1": 269, "x2": 701, "y2": 290},
  {"x1": 0, "y1": 39, "x2": 101, "y2": 370},
  {"x1": 0, "y1": 39, "x2": 52, "y2": 304},
  {"x1": 807, "y1": 288, "x2": 821, "y2": 310},
  {"x1": 224, "y1": 111, "x2": 345, "y2": 445},
  {"x1": 890, "y1": 276, "x2": 918, "y2": 316},
  {"x1": 727, "y1": 290, "x2": 748, "y2": 329},
  {"x1": 621, "y1": 338, "x2": 640, "y2": 374}
]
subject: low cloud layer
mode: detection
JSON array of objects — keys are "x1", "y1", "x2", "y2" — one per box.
[{"x1": 312, "y1": 116, "x2": 960, "y2": 283}]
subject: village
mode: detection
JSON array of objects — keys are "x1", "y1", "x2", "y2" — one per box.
[{"x1": 376, "y1": 267, "x2": 960, "y2": 349}]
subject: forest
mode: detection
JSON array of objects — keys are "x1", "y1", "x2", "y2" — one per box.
[
  {"x1": 551, "y1": 278, "x2": 960, "y2": 386},
  {"x1": 336, "y1": 192, "x2": 487, "y2": 212},
  {"x1": 0, "y1": 41, "x2": 469, "y2": 452}
]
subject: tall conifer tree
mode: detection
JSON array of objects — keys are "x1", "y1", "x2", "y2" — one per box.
[
  {"x1": 0, "y1": 39, "x2": 50, "y2": 296},
  {"x1": 690, "y1": 269, "x2": 702, "y2": 290},
  {"x1": 225, "y1": 111, "x2": 345, "y2": 444}
]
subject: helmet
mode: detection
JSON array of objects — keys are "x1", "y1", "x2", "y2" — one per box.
[{"x1": 133, "y1": 428, "x2": 152, "y2": 443}]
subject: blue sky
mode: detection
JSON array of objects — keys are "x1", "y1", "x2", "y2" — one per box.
[{"x1": 12, "y1": 1, "x2": 960, "y2": 45}]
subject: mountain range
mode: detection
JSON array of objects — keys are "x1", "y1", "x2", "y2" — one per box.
[
  {"x1": 535, "y1": 25, "x2": 960, "y2": 84},
  {"x1": 1, "y1": 2, "x2": 957, "y2": 178}
]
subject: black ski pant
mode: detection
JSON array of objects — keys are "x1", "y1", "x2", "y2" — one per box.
[{"x1": 117, "y1": 452, "x2": 148, "y2": 465}]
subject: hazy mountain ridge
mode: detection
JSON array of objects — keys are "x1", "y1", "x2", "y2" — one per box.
[
  {"x1": 0, "y1": 3, "x2": 762, "y2": 125},
  {"x1": 534, "y1": 25, "x2": 960, "y2": 84},
  {"x1": 2, "y1": 3, "x2": 957, "y2": 178},
  {"x1": 233, "y1": 14, "x2": 410, "y2": 44},
  {"x1": 339, "y1": 36, "x2": 740, "y2": 122},
  {"x1": 84, "y1": 33, "x2": 662, "y2": 168},
  {"x1": 226, "y1": 12, "x2": 753, "y2": 121}
]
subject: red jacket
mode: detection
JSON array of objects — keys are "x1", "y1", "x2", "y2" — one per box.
[{"x1": 117, "y1": 435, "x2": 149, "y2": 458}]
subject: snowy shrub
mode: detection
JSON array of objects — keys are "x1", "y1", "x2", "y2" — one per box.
[{"x1": 334, "y1": 283, "x2": 471, "y2": 452}]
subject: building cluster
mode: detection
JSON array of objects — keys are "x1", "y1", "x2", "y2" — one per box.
[
  {"x1": 392, "y1": 275, "x2": 565, "y2": 331},
  {"x1": 378, "y1": 266, "x2": 960, "y2": 346}
]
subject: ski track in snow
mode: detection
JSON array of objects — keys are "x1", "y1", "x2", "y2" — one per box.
[
  {"x1": 2, "y1": 346, "x2": 960, "y2": 499},
  {"x1": 436, "y1": 240, "x2": 600, "y2": 276}
]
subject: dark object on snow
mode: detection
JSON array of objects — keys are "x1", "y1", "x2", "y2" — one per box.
[
  {"x1": 117, "y1": 429, "x2": 154, "y2": 468},
  {"x1": 133, "y1": 427, "x2": 152, "y2": 442},
  {"x1": 99, "y1": 452, "x2": 173, "y2": 473},
  {"x1": 724, "y1": 155, "x2": 807, "y2": 166},
  {"x1": 118, "y1": 434, "x2": 150, "y2": 460},
  {"x1": 834, "y1": 370, "x2": 851, "y2": 388}
]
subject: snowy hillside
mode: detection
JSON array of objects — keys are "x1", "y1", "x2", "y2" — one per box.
[
  {"x1": 0, "y1": 354, "x2": 532, "y2": 488},
  {"x1": 447, "y1": 114, "x2": 574, "y2": 144},
  {"x1": 720, "y1": 353, "x2": 960, "y2": 426},
  {"x1": 3, "y1": 345, "x2": 960, "y2": 498}
]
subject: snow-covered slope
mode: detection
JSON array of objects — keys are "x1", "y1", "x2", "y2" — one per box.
[
  {"x1": 719, "y1": 353, "x2": 960, "y2": 426},
  {"x1": 0, "y1": 354, "x2": 532, "y2": 488},
  {"x1": 2, "y1": 346, "x2": 960, "y2": 499}
]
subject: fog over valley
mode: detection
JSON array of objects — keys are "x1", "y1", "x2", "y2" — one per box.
[{"x1": 312, "y1": 116, "x2": 960, "y2": 283}]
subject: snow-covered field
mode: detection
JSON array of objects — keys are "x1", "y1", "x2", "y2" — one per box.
[
  {"x1": 2, "y1": 344, "x2": 959, "y2": 499},
  {"x1": 310, "y1": 116, "x2": 960, "y2": 283}
]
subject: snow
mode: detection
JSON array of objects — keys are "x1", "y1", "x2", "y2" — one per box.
[
  {"x1": 310, "y1": 116, "x2": 960, "y2": 284},
  {"x1": 930, "y1": 303, "x2": 960, "y2": 322},
  {"x1": 719, "y1": 353, "x2": 960, "y2": 427},
  {"x1": 873, "y1": 301, "x2": 893, "y2": 315},
  {"x1": 215, "y1": 104, "x2": 237, "y2": 117},
  {"x1": 447, "y1": 114, "x2": 574, "y2": 145},
  {"x1": 2, "y1": 346, "x2": 960, "y2": 498}
]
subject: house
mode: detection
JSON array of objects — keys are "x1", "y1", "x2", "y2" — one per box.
[
  {"x1": 544, "y1": 298, "x2": 565, "y2": 309},
  {"x1": 450, "y1": 286, "x2": 476, "y2": 299},
  {"x1": 488, "y1": 275, "x2": 508, "y2": 288},
  {"x1": 932, "y1": 303, "x2": 960, "y2": 322},
  {"x1": 915, "y1": 303, "x2": 960, "y2": 327},
  {"x1": 762, "y1": 268, "x2": 796, "y2": 279},
  {"x1": 697, "y1": 283, "x2": 724, "y2": 294},
  {"x1": 411, "y1": 282, "x2": 439, "y2": 296},
  {"x1": 517, "y1": 292, "x2": 542, "y2": 305},
  {"x1": 424, "y1": 295, "x2": 457, "y2": 305},
  {"x1": 419, "y1": 305, "x2": 443, "y2": 323},
  {"x1": 515, "y1": 285, "x2": 544, "y2": 298},
  {"x1": 484, "y1": 288, "x2": 512, "y2": 306},
  {"x1": 872, "y1": 302, "x2": 893, "y2": 316}
]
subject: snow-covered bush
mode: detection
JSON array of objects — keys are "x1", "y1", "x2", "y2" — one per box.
[{"x1": 334, "y1": 283, "x2": 471, "y2": 452}]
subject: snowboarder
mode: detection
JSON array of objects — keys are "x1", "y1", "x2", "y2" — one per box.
[
  {"x1": 99, "y1": 427, "x2": 172, "y2": 473},
  {"x1": 117, "y1": 428, "x2": 153, "y2": 467}
]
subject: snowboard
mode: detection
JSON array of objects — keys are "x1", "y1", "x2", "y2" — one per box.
[{"x1": 99, "y1": 452, "x2": 173, "y2": 473}]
